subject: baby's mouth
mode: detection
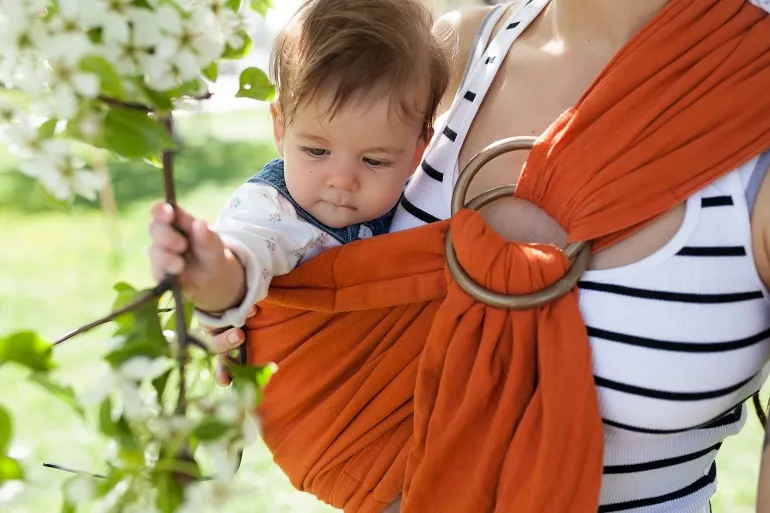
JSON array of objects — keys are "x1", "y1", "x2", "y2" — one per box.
[{"x1": 327, "y1": 201, "x2": 356, "y2": 211}]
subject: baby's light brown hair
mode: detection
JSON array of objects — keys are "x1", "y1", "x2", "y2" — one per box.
[{"x1": 270, "y1": 0, "x2": 451, "y2": 139}]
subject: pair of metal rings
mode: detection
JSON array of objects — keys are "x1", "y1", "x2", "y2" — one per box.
[{"x1": 444, "y1": 136, "x2": 591, "y2": 309}]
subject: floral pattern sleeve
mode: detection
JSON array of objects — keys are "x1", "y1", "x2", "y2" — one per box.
[{"x1": 195, "y1": 182, "x2": 334, "y2": 328}]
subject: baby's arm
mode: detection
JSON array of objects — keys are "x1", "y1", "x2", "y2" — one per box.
[{"x1": 195, "y1": 183, "x2": 319, "y2": 328}]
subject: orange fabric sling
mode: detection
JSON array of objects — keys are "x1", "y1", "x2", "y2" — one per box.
[{"x1": 244, "y1": 0, "x2": 770, "y2": 511}]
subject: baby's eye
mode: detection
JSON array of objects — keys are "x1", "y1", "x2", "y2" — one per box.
[
  {"x1": 302, "y1": 147, "x2": 329, "y2": 157},
  {"x1": 363, "y1": 157, "x2": 392, "y2": 168}
]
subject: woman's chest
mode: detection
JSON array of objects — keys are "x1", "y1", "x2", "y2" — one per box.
[
  {"x1": 457, "y1": 41, "x2": 614, "y2": 199},
  {"x1": 450, "y1": 40, "x2": 692, "y2": 272},
  {"x1": 575, "y1": 180, "x2": 770, "y2": 432}
]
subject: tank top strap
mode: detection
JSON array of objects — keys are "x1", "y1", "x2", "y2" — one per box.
[
  {"x1": 456, "y1": 4, "x2": 508, "y2": 94},
  {"x1": 436, "y1": 0, "x2": 552, "y2": 218},
  {"x1": 391, "y1": 0, "x2": 552, "y2": 230}
]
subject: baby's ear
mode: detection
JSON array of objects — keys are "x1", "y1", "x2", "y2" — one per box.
[{"x1": 270, "y1": 102, "x2": 285, "y2": 156}]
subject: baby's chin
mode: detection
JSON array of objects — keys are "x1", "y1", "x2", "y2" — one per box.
[{"x1": 309, "y1": 204, "x2": 365, "y2": 229}]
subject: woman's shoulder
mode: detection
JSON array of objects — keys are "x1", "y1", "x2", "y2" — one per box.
[
  {"x1": 432, "y1": 2, "x2": 522, "y2": 113},
  {"x1": 433, "y1": 4, "x2": 493, "y2": 41}
]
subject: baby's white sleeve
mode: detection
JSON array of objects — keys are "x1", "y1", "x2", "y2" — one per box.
[{"x1": 195, "y1": 183, "x2": 318, "y2": 328}]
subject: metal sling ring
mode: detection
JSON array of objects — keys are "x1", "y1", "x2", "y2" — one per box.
[{"x1": 445, "y1": 136, "x2": 592, "y2": 309}]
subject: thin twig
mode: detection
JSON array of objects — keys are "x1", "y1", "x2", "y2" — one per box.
[
  {"x1": 99, "y1": 92, "x2": 214, "y2": 113},
  {"x1": 43, "y1": 462, "x2": 107, "y2": 479},
  {"x1": 98, "y1": 96, "x2": 151, "y2": 112},
  {"x1": 53, "y1": 278, "x2": 173, "y2": 346},
  {"x1": 188, "y1": 335, "x2": 208, "y2": 352},
  {"x1": 160, "y1": 115, "x2": 189, "y2": 417}
]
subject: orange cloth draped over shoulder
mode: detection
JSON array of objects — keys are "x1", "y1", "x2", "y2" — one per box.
[{"x1": 244, "y1": 0, "x2": 770, "y2": 511}]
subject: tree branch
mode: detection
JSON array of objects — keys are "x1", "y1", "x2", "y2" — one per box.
[
  {"x1": 43, "y1": 462, "x2": 107, "y2": 479},
  {"x1": 98, "y1": 92, "x2": 214, "y2": 113},
  {"x1": 53, "y1": 277, "x2": 173, "y2": 346},
  {"x1": 98, "y1": 96, "x2": 151, "y2": 112},
  {"x1": 159, "y1": 115, "x2": 190, "y2": 417}
]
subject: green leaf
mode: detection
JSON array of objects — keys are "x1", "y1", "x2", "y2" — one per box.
[
  {"x1": 249, "y1": 0, "x2": 272, "y2": 16},
  {"x1": 152, "y1": 368, "x2": 173, "y2": 404},
  {"x1": 61, "y1": 498, "x2": 76, "y2": 513},
  {"x1": 168, "y1": 80, "x2": 204, "y2": 99},
  {"x1": 0, "y1": 405, "x2": 11, "y2": 454},
  {"x1": 103, "y1": 108, "x2": 174, "y2": 159},
  {"x1": 28, "y1": 373, "x2": 85, "y2": 417},
  {"x1": 105, "y1": 338, "x2": 169, "y2": 368},
  {"x1": 154, "y1": 470, "x2": 184, "y2": 513},
  {"x1": 226, "y1": 0, "x2": 242, "y2": 10},
  {"x1": 144, "y1": 154, "x2": 163, "y2": 168},
  {"x1": 37, "y1": 119, "x2": 58, "y2": 139},
  {"x1": 81, "y1": 55, "x2": 126, "y2": 100},
  {"x1": 107, "y1": 282, "x2": 168, "y2": 367},
  {"x1": 235, "y1": 67, "x2": 275, "y2": 102},
  {"x1": 138, "y1": 85, "x2": 174, "y2": 112},
  {"x1": 223, "y1": 32, "x2": 253, "y2": 60},
  {"x1": 0, "y1": 331, "x2": 54, "y2": 372},
  {"x1": 113, "y1": 282, "x2": 138, "y2": 304},
  {"x1": 230, "y1": 363, "x2": 276, "y2": 406},
  {"x1": 163, "y1": 300, "x2": 194, "y2": 333},
  {"x1": 87, "y1": 27, "x2": 103, "y2": 44},
  {"x1": 98, "y1": 398, "x2": 138, "y2": 450},
  {"x1": 0, "y1": 456, "x2": 23, "y2": 482},
  {"x1": 32, "y1": 181, "x2": 74, "y2": 212},
  {"x1": 202, "y1": 62, "x2": 218, "y2": 82},
  {"x1": 193, "y1": 418, "x2": 231, "y2": 441}
]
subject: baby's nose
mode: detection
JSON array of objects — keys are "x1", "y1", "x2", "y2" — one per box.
[{"x1": 328, "y1": 165, "x2": 358, "y2": 191}]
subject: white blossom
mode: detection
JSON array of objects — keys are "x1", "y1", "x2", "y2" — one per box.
[
  {"x1": 92, "y1": 479, "x2": 130, "y2": 513},
  {"x1": 120, "y1": 357, "x2": 170, "y2": 381},
  {"x1": 64, "y1": 475, "x2": 96, "y2": 505},
  {"x1": 78, "y1": 111, "x2": 105, "y2": 140},
  {"x1": 0, "y1": 2, "x2": 50, "y2": 91},
  {"x1": 42, "y1": 0, "x2": 94, "y2": 66},
  {"x1": 82, "y1": 0, "x2": 134, "y2": 44},
  {"x1": 16, "y1": 141, "x2": 105, "y2": 201},
  {"x1": 0, "y1": 0, "x2": 254, "y2": 199},
  {"x1": 153, "y1": 6, "x2": 225, "y2": 81},
  {"x1": 46, "y1": 58, "x2": 100, "y2": 119},
  {"x1": 81, "y1": 357, "x2": 171, "y2": 420},
  {"x1": 177, "y1": 478, "x2": 252, "y2": 513},
  {"x1": 147, "y1": 415, "x2": 191, "y2": 442},
  {"x1": 214, "y1": 383, "x2": 256, "y2": 424},
  {"x1": 0, "y1": 481, "x2": 24, "y2": 504}
]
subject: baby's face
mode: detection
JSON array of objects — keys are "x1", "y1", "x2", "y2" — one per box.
[{"x1": 273, "y1": 93, "x2": 426, "y2": 229}]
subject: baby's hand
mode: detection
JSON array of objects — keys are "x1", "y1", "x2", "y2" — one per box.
[{"x1": 148, "y1": 201, "x2": 230, "y2": 307}]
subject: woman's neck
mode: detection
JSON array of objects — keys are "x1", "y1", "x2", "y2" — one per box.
[{"x1": 539, "y1": 0, "x2": 670, "y2": 53}]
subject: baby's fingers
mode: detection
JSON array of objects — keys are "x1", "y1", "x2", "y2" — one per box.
[
  {"x1": 149, "y1": 245, "x2": 186, "y2": 281},
  {"x1": 148, "y1": 220, "x2": 189, "y2": 254},
  {"x1": 215, "y1": 355, "x2": 232, "y2": 387},
  {"x1": 150, "y1": 201, "x2": 197, "y2": 234}
]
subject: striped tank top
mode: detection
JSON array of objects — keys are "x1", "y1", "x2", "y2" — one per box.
[{"x1": 389, "y1": 1, "x2": 770, "y2": 511}]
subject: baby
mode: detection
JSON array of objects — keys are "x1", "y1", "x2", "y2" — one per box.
[{"x1": 148, "y1": 0, "x2": 450, "y2": 327}]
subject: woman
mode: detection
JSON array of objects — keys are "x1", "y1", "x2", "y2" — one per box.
[{"x1": 210, "y1": 0, "x2": 770, "y2": 511}]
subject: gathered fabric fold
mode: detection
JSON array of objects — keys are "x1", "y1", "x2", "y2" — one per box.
[{"x1": 245, "y1": 1, "x2": 770, "y2": 512}]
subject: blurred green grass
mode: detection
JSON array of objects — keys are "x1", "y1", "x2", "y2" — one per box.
[{"x1": 0, "y1": 107, "x2": 765, "y2": 512}]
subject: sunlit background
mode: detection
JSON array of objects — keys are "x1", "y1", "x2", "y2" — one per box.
[{"x1": 0, "y1": 0, "x2": 762, "y2": 512}]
